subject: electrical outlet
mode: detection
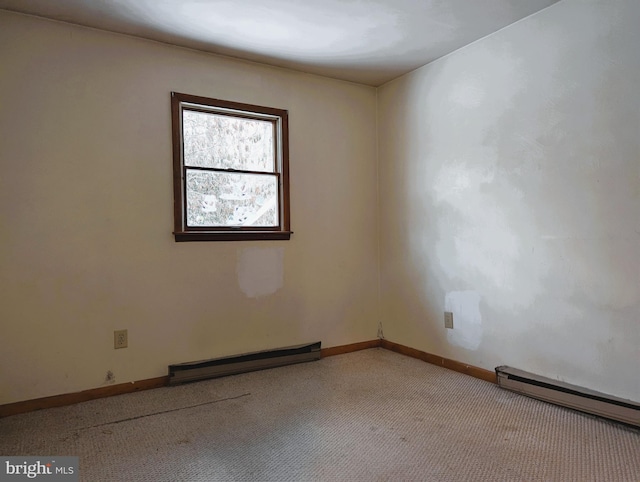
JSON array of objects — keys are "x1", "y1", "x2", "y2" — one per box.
[
  {"x1": 444, "y1": 312, "x2": 454, "y2": 329},
  {"x1": 114, "y1": 329, "x2": 128, "y2": 349}
]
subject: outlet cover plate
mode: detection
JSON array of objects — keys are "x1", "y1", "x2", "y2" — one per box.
[
  {"x1": 444, "y1": 312, "x2": 454, "y2": 329},
  {"x1": 114, "y1": 329, "x2": 128, "y2": 349}
]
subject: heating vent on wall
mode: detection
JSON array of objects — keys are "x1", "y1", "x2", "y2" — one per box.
[
  {"x1": 496, "y1": 366, "x2": 639, "y2": 427},
  {"x1": 168, "y1": 342, "x2": 321, "y2": 386}
]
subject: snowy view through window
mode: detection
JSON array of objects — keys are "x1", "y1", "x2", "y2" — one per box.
[{"x1": 183, "y1": 110, "x2": 278, "y2": 227}]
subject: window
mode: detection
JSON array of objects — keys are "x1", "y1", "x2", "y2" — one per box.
[{"x1": 171, "y1": 92, "x2": 291, "y2": 241}]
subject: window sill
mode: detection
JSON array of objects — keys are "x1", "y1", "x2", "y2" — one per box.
[{"x1": 174, "y1": 231, "x2": 293, "y2": 242}]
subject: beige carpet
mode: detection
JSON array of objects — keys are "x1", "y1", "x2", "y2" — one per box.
[{"x1": 1, "y1": 348, "x2": 638, "y2": 481}]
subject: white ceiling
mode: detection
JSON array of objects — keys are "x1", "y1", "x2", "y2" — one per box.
[{"x1": 0, "y1": 0, "x2": 560, "y2": 86}]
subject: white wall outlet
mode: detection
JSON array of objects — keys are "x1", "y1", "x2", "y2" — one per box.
[
  {"x1": 444, "y1": 312, "x2": 454, "y2": 329},
  {"x1": 114, "y1": 329, "x2": 128, "y2": 349}
]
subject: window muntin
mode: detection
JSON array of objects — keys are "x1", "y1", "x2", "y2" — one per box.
[{"x1": 171, "y1": 92, "x2": 291, "y2": 241}]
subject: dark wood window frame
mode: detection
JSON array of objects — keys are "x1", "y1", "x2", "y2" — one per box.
[{"x1": 171, "y1": 92, "x2": 291, "y2": 242}]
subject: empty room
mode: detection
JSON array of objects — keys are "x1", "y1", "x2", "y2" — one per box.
[{"x1": 0, "y1": 0, "x2": 638, "y2": 480}]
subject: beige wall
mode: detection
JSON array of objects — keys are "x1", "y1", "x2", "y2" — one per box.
[
  {"x1": 0, "y1": 11, "x2": 379, "y2": 404},
  {"x1": 378, "y1": 0, "x2": 639, "y2": 401}
]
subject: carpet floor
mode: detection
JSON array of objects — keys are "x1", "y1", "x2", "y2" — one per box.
[{"x1": 1, "y1": 348, "x2": 638, "y2": 481}]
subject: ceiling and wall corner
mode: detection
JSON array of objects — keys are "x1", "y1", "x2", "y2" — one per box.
[{"x1": 0, "y1": 0, "x2": 560, "y2": 86}]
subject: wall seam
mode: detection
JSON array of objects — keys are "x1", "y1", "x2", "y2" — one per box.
[{"x1": 375, "y1": 86, "x2": 383, "y2": 339}]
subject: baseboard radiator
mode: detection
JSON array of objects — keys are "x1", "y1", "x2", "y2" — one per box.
[
  {"x1": 168, "y1": 342, "x2": 321, "y2": 386},
  {"x1": 496, "y1": 366, "x2": 639, "y2": 427}
]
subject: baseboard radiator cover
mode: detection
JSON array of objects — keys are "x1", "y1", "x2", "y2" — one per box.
[
  {"x1": 496, "y1": 366, "x2": 639, "y2": 427},
  {"x1": 168, "y1": 342, "x2": 321, "y2": 386}
]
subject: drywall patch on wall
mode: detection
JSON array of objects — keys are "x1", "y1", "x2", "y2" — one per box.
[
  {"x1": 431, "y1": 159, "x2": 543, "y2": 312},
  {"x1": 445, "y1": 291, "x2": 482, "y2": 350},
  {"x1": 237, "y1": 247, "x2": 284, "y2": 298},
  {"x1": 448, "y1": 76, "x2": 486, "y2": 109}
]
